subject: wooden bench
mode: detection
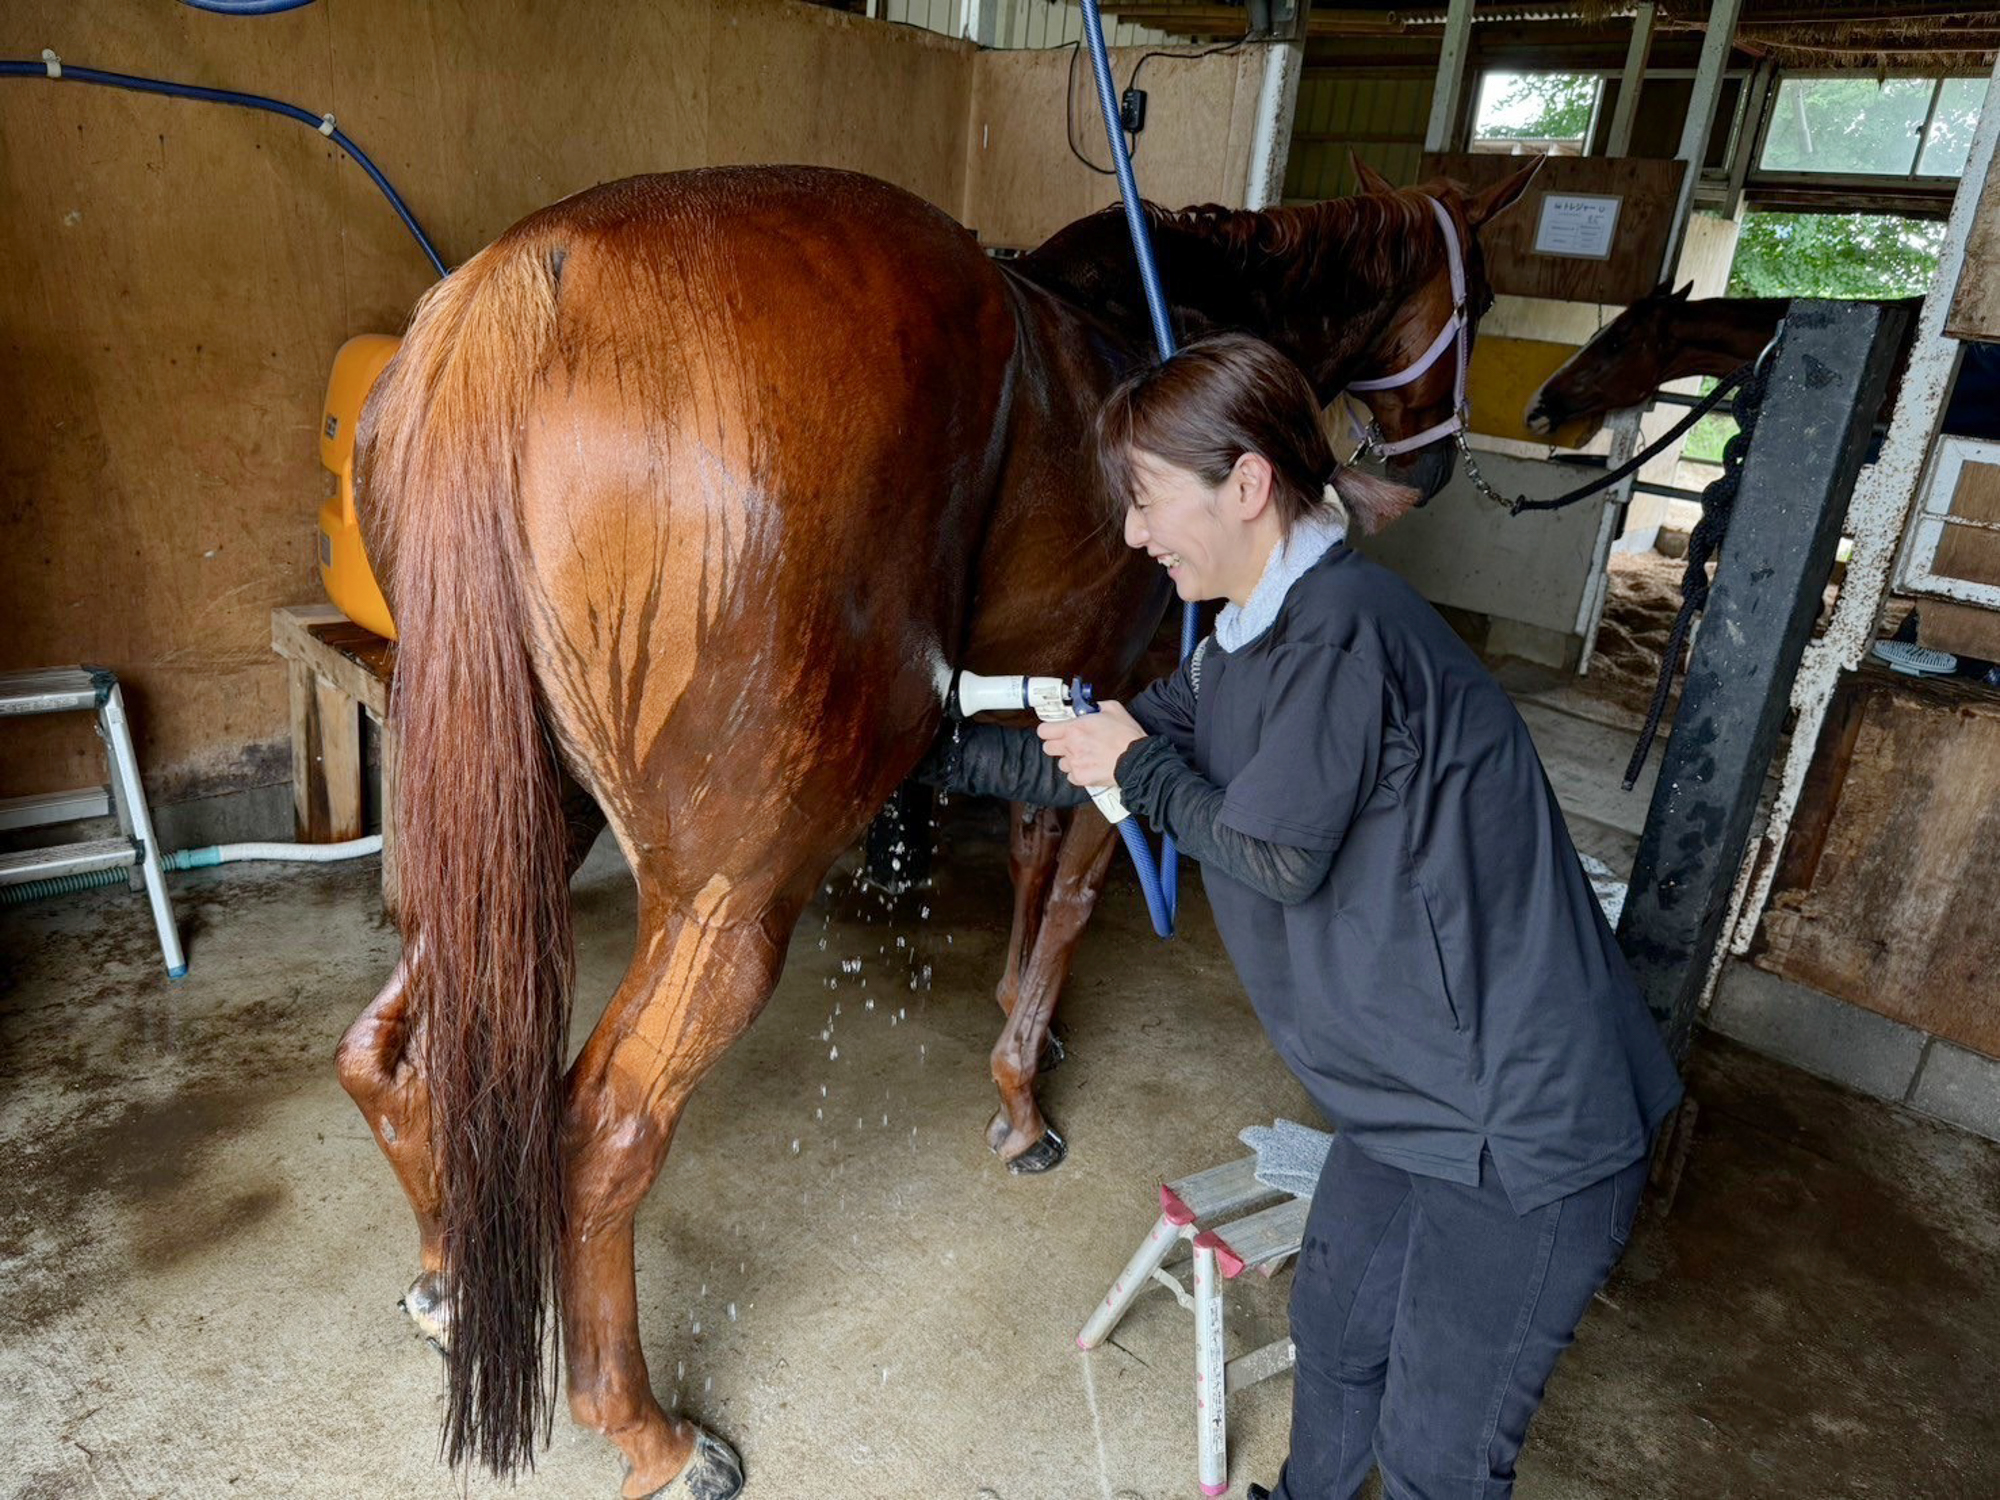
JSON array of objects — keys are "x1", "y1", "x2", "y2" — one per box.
[{"x1": 271, "y1": 604, "x2": 397, "y2": 902}]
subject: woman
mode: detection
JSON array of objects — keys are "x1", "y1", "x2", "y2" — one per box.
[{"x1": 923, "y1": 332, "x2": 1682, "y2": 1499}]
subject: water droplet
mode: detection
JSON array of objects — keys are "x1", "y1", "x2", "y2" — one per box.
[
  {"x1": 829, "y1": 1046, "x2": 839, "y2": 1060},
  {"x1": 790, "y1": 1139, "x2": 800, "y2": 1154},
  {"x1": 728, "y1": 1303, "x2": 738, "y2": 1322}
]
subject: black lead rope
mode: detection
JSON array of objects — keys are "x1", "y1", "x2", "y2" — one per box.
[
  {"x1": 1505, "y1": 360, "x2": 1756, "y2": 516},
  {"x1": 1620, "y1": 353, "x2": 1775, "y2": 791}
]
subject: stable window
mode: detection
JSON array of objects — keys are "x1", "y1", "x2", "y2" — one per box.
[
  {"x1": 1471, "y1": 72, "x2": 1603, "y2": 157},
  {"x1": 1758, "y1": 75, "x2": 1983, "y2": 180}
]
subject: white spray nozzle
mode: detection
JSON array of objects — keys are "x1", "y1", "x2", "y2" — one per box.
[
  {"x1": 953, "y1": 672, "x2": 1073, "y2": 720},
  {"x1": 948, "y1": 671, "x2": 1129, "y2": 825}
]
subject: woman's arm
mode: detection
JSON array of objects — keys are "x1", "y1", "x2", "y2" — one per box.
[
  {"x1": 1115, "y1": 737, "x2": 1332, "y2": 905},
  {"x1": 915, "y1": 721, "x2": 1091, "y2": 808},
  {"x1": 916, "y1": 721, "x2": 1331, "y2": 906}
]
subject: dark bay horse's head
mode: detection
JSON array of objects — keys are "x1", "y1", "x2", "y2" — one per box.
[
  {"x1": 1525, "y1": 280, "x2": 1693, "y2": 441},
  {"x1": 1343, "y1": 156, "x2": 1544, "y2": 503}
]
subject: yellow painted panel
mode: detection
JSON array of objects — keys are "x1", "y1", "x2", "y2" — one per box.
[{"x1": 1467, "y1": 336, "x2": 1596, "y2": 449}]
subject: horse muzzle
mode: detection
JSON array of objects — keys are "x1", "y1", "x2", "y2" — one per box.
[{"x1": 1388, "y1": 442, "x2": 1456, "y2": 506}]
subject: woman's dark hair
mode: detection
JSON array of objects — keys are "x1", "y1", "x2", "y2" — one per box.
[{"x1": 1094, "y1": 332, "x2": 1421, "y2": 535}]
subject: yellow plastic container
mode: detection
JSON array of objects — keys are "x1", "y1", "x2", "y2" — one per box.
[{"x1": 317, "y1": 334, "x2": 402, "y2": 640}]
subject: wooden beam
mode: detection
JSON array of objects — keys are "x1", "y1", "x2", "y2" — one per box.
[
  {"x1": 1605, "y1": 1, "x2": 1656, "y2": 157},
  {"x1": 1423, "y1": 0, "x2": 1475, "y2": 152},
  {"x1": 1662, "y1": 0, "x2": 1742, "y2": 278}
]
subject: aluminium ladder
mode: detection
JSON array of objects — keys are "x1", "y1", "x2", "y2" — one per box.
[
  {"x1": 1077, "y1": 1153, "x2": 1312, "y2": 1496},
  {"x1": 0, "y1": 667, "x2": 185, "y2": 976}
]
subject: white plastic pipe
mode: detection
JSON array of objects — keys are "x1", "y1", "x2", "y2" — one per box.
[
  {"x1": 170, "y1": 834, "x2": 382, "y2": 869},
  {"x1": 213, "y1": 835, "x2": 382, "y2": 863}
]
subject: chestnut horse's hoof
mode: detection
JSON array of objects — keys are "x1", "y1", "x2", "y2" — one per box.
[
  {"x1": 639, "y1": 1427, "x2": 744, "y2": 1500},
  {"x1": 986, "y1": 1107, "x2": 1070, "y2": 1173},
  {"x1": 1007, "y1": 1125, "x2": 1068, "y2": 1175},
  {"x1": 398, "y1": 1269, "x2": 452, "y2": 1352}
]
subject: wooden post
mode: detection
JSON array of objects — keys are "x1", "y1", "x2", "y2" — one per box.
[{"x1": 1245, "y1": 1, "x2": 1310, "y2": 210}]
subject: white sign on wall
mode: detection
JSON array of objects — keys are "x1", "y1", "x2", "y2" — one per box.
[{"x1": 1533, "y1": 193, "x2": 1622, "y2": 260}]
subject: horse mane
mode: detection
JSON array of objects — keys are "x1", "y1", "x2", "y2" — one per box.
[
  {"x1": 1135, "y1": 191, "x2": 1447, "y2": 303},
  {"x1": 1012, "y1": 190, "x2": 1452, "y2": 388}
]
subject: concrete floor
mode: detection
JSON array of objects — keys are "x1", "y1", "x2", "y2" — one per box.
[{"x1": 6, "y1": 782, "x2": 1999, "y2": 1499}]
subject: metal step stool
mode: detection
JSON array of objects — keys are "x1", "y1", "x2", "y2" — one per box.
[
  {"x1": 1077, "y1": 1153, "x2": 1311, "y2": 1496},
  {"x1": 0, "y1": 667, "x2": 185, "y2": 977}
]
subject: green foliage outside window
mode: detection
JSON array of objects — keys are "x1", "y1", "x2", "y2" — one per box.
[
  {"x1": 1474, "y1": 73, "x2": 1598, "y2": 144},
  {"x1": 1678, "y1": 211, "x2": 1944, "y2": 464}
]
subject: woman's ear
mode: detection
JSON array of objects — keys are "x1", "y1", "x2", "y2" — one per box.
[{"x1": 1232, "y1": 452, "x2": 1276, "y2": 518}]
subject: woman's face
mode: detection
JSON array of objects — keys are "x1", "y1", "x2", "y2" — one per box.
[{"x1": 1122, "y1": 449, "x2": 1270, "y2": 605}]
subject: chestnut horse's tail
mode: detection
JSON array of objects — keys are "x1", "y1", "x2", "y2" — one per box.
[{"x1": 359, "y1": 232, "x2": 572, "y2": 1476}]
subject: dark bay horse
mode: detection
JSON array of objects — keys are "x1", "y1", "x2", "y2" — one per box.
[
  {"x1": 337, "y1": 160, "x2": 1540, "y2": 1496},
  {"x1": 1522, "y1": 281, "x2": 1940, "y2": 441}
]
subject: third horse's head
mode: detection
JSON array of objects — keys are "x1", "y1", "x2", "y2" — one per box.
[{"x1": 1525, "y1": 280, "x2": 1694, "y2": 441}]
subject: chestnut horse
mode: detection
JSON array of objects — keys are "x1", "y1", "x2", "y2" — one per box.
[{"x1": 337, "y1": 160, "x2": 1539, "y2": 1496}]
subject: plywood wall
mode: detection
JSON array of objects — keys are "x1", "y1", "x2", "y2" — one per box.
[
  {"x1": 963, "y1": 42, "x2": 1263, "y2": 248},
  {"x1": 0, "y1": 0, "x2": 1258, "y2": 806},
  {"x1": 0, "y1": 0, "x2": 972, "y2": 801},
  {"x1": 1419, "y1": 152, "x2": 1687, "y2": 306},
  {"x1": 883, "y1": 0, "x2": 1168, "y2": 47}
]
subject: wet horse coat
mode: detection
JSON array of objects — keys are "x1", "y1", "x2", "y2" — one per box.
[{"x1": 337, "y1": 161, "x2": 1539, "y2": 1495}]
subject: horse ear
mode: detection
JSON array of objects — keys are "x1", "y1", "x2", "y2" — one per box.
[
  {"x1": 1673, "y1": 281, "x2": 1695, "y2": 301},
  {"x1": 1464, "y1": 155, "x2": 1544, "y2": 227},
  {"x1": 1350, "y1": 151, "x2": 1398, "y2": 196}
]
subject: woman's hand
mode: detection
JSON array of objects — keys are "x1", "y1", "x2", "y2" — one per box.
[{"x1": 1036, "y1": 701, "x2": 1146, "y2": 788}]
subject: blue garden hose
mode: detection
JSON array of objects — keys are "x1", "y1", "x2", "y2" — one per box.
[
  {"x1": 0, "y1": 53, "x2": 446, "y2": 278},
  {"x1": 180, "y1": 1, "x2": 318, "y2": 14},
  {"x1": 1079, "y1": 0, "x2": 1200, "y2": 937}
]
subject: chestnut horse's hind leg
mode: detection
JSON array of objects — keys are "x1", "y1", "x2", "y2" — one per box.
[
  {"x1": 986, "y1": 808, "x2": 1120, "y2": 1173},
  {"x1": 995, "y1": 802, "x2": 1063, "y2": 1020},
  {"x1": 335, "y1": 955, "x2": 451, "y2": 1336},
  {"x1": 560, "y1": 889, "x2": 794, "y2": 1500},
  {"x1": 336, "y1": 777, "x2": 606, "y2": 1349}
]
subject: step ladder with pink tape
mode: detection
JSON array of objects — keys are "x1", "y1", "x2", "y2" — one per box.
[{"x1": 1077, "y1": 1154, "x2": 1311, "y2": 1496}]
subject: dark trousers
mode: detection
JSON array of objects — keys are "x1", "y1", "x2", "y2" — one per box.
[{"x1": 1271, "y1": 1135, "x2": 1647, "y2": 1500}]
